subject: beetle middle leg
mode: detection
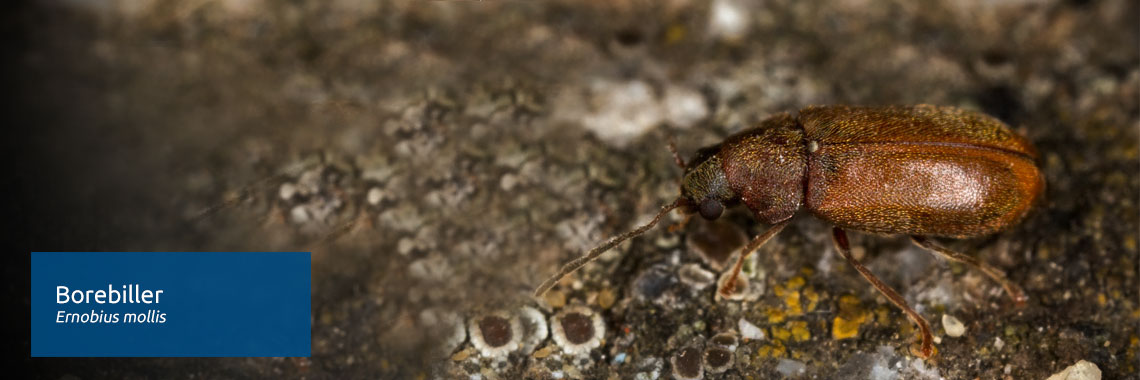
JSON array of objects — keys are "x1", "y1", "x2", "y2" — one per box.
[
  {"x1": 833, "y1": 228, "x2": 935, "y2": 359},
  {"x1": 717, "y1": 220, "x2": 790, "y2": 298},
  {"x1": 911, "y1": 236, "x2": 1028, "y2": 306}
]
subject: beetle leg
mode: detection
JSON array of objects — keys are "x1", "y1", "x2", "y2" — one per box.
[
  {"x1": 911, "y1": 236, "x2": 1028, "y2": 307},
  {"x1": 717, "y1": 220, "x2": 790, "y2": 298},
  {"x1": 833, "y1": 228, "x2": 935, "y2": 359}
]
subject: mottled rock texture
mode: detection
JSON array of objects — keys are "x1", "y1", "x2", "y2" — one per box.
[{"x1": 16, "y1": 0, "x2": 1138, "y2": 378}]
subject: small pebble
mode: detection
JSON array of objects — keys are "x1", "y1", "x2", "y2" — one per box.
[
  {"x1": 290, "y1": 206, "x2": 310, "y2": 224},
  {"x1": 533, "y1": 346, "x2": 554, "y2": 359},
  {"x1": 738, "y1": 318, "x2": 764, "y2": 341},
  {"x1": 451, "y1": 347, "x2": 474, "y2": 361},
  {"x1": 279, "y1": 182, "x2": 298, "y2": 200},
  {"x1": 1046, "y1": 360, "x2": 1102, "y2": 380},
  {"x1": 366, "y1": 187, "x2": 384, "y2": 205},
  {"x1": 597, "y1": 288, "x2": 617, "y2": 309},
  {"x1": 942, "y1": 314, "x2": 966, "y2": 337},
  {"x1": 544, "y1": 289, "x2": 567, "y2": 308}
]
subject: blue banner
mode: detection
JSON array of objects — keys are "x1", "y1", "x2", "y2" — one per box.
[{"x1": 31, "y1": 252, "x2": 311, "y2": 357}]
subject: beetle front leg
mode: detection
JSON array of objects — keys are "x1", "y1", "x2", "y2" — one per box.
[
  {"x1": 717, "y1": 219, "x2": 790, "y2": 298},
  {"x1": 911, "y1": 236, "x2": 1028, "y2": 307},
  {"x1": 833, "y1": 228, "x2": 935, "y2": 359}
]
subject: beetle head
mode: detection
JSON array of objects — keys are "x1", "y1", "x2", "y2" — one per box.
[{"x1": 680, "y1": 145, "x2": 737, "y2": 220}]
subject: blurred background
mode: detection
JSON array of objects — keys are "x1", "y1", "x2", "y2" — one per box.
[{"x1": 12, "y1": 0, "x2": 1138, "y2": 378}]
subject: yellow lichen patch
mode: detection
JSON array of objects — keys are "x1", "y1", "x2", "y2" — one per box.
[
  {"x1": 832, "y1": 295, "x2": 869, "y2": 340},
  {"x1": 788, "y1": 320, "x2": 811, "y2": 342},
  {"x1": 770, "y1": 325, "x2": 791, "y2": 341},
  {"x1": 874, "y1": 305, "x2": 892, "y2": 325},
  {"x1": 802, "y1": 287, "x2": 821, "y2": 313},
  {"x1": 898, "y1": 318, "x2": 915, "y2": 337},
  {"x1": 783, "y1": 289, "x2": 803, "y2": 316},
  {"x1": 832, "y1": 316, "x2": 863, "y2": 340},
  {"x1": 786, "y1": 276, "x2": 806, "y2": 290},
  {"x1": 772, "y1": 284, "x2": 788, "y2": 298},
  {"x1": 799, "y1": 266, "x2": 815, "y2": 277},
  {"x1": 766, "y1": 307, "x2": 787, "y2": 324},
  {"x1": 756, "y1": 341, "x2": 787, "y2": 359},
  {"x1": 1097, "y1": 293, "x2": 1108, "y2": 307},
  {"x1": 773, "y1": 280, "x2": 804, "y2": 316}
]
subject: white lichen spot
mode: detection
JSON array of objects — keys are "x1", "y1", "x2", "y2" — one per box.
[
  {"x1": 279, "y1": 182, "x2": 298, "y2": 200},
  {"x1": 579, "y1": 80, "x2": 659, "y2": 147},
  {"x1": 775, "y1": 358, "x2": 806, "y2": 377},
  {"x1": 708, "y1": 0, "x2": 750, "y2": 42},
  {"x1": 517, "y1": 306, "x2": 549, "y2": 354},
  {"x1": 366, "y1": 187, "x2": 385, "y2": 205},
  {"x1": 663, "y1": 86, "x2": 709, "y2": 128},
  {"x1": 555, "y1": 80, "x2": 707, "y2": 147}
]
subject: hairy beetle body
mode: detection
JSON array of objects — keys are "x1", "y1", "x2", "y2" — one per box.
[{"x1": 698, "y1": 105, "x2": 1044, "y2": 237}]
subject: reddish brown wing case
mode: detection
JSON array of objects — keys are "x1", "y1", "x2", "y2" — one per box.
[{"x1": 801, "y1": 105, "x2": 1044, "y2": 238}]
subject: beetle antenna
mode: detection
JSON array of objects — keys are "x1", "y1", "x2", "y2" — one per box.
[
  {"x1": 534, "y1": 198, "x2": 682, "y2": 297},
  {"x1": 667, "y1": 137, "x2": 686, "y2": 169}
]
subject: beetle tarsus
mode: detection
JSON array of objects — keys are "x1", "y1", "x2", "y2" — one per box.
[
  {"x1": 910, "y1": 236, "x2": 1028, "y2": 307},
  {"x1": 717, "y1": 220, "x2": 791, "y2": 299},
  {"x1": 833, "y1": 228, "x2": 936, "y2": 359}
]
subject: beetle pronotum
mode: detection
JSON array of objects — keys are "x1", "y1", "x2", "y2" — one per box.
[{"x1": 535, "y1": 105, "x2": 1043, "y2": 358}]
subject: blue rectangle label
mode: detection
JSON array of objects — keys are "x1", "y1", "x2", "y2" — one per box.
[{"x1": 31, "y1": 252, "x2": 311, "y2": 357}]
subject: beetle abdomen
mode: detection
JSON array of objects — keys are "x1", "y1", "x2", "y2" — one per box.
[{"x1": 801, "y1": 105, "x2": 1043, "y2": 238}]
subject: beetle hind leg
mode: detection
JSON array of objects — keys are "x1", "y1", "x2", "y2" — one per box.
[
  {"x1": 833, "y1": 228, "x2": 935, "y2": 359},
  {"x1": 911, "y1": 236, "x2": 1028, "y2": 307}
]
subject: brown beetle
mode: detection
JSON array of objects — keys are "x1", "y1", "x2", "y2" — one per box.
[{"x1": 534, "y1": 104, "x2": 1044, "y2": 358}]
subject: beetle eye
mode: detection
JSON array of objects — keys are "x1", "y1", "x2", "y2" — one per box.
[{"x1": 698, "y1": 198, "x2": 724, "y2": 220}]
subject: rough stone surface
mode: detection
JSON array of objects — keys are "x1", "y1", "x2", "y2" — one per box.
[{"x1": 16, "y1": 0, "x2": 1139, "y2": 379}]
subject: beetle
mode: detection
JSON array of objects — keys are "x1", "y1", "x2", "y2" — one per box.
[{"x1": 534, "y1": 104, "x2": 1044, "y2": 358}]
